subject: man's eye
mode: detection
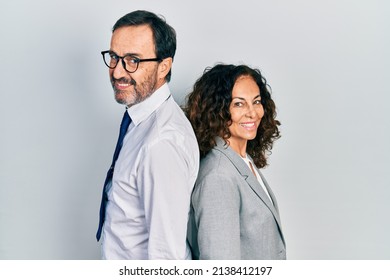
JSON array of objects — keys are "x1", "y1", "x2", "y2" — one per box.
[{"x1": 125, "y1": 56, "x2": 139, "y2": 64}]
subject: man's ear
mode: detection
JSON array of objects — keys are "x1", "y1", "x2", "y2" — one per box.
[{"x1": 158, "y1": 57, "x2": 173, "y2": 81}]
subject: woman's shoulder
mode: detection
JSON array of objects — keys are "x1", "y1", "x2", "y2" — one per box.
[
  {"x1": 198, "y1": 148, "x2": 238, "y2": 178},
  {"x1": 193, "y1": 149, "x2": 241, "y2": 202}
]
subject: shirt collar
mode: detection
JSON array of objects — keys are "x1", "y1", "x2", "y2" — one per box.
[{"x1": 126, "y1": 83, "x2": 171, "y2": 126}]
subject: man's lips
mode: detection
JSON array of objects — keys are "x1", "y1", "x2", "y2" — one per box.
[
  {"x1": 112, "y1": 78, "x2": 136, "y2": 90},
  {"x1": 114, "y1": 81, "x2": 131, "y2": 90}
]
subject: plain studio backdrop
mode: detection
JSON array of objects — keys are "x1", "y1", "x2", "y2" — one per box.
[{"x1": 0, "y1": 0, "x2": 389, "y2": 259}]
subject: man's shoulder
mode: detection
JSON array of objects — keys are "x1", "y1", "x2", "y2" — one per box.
[
  {"x1": 154, "y1": 97, "x2": 195, "y2": 137},
  {"x1": 135, "y1": 98, "x2": 197, "y2": 153},
  {"x1": 155, "y1": 96, "x2": 186, "y2": 120}
]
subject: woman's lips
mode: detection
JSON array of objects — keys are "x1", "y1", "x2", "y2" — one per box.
[{"x1": 240, "y1": 122, "x2": 257, "y2": 130}]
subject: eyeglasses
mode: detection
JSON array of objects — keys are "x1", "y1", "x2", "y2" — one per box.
[{"x1": 101, "y1": 50, "x2": 162, "y2": 73}]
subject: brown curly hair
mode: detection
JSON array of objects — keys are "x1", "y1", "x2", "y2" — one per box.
[{"x1": 184, "y1": 64, "x2": 281, "y2": 168}]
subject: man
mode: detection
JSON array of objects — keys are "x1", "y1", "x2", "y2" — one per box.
[{"x1": 96, "y1": 10, "x2": 199, "y2": 259}]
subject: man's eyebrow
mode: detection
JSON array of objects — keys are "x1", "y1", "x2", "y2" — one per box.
[
  {"x1": 109, "y1": 50, "x2": 140, "y2": 57},
  {"x1": 123, "y1": 52, "x2": 140, "y2": 57}
]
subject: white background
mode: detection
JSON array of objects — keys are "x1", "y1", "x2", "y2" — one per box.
[{"x1": 0, "y1": 0, "x2": 389, "y2": 259}]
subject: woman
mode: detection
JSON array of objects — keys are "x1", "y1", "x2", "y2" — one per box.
[{"x1": 185, "y1": 64, "x2": 286, "y2": 259}]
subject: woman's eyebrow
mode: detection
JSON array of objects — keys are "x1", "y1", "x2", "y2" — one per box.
[{"x1": 232, "y1": 94, "x2": 261, "y2": 101}]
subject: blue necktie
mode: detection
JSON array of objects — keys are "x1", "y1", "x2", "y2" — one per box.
[{"x1": 96, "y1": 111, "x2": 132, "y2": 241}]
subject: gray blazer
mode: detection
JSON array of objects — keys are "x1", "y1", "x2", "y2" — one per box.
[{"x1": 187, "y1": 137, "x2": 286, "y2": 259}]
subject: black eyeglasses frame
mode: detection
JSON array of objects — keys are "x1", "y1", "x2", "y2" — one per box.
[{"x1": 101, "y1": 50, "x2": 162, "y2": 73}]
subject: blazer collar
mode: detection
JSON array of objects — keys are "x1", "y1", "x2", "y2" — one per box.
[{"x1": 214, "y1": 137, "x2": 285, "y2": 245}]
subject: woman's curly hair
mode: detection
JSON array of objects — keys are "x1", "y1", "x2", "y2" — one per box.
[{"x1": 184, "y1": 64, "x2": 281, "y2": 168}]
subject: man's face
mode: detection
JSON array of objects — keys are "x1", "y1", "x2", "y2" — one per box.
[{"x1": 109, "y1": 25, "x2": 164, "y2": 107}]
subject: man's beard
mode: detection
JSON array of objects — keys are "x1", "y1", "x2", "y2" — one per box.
[{"x1": 111, "y1": 73, "x2": 157, "y2": 107}]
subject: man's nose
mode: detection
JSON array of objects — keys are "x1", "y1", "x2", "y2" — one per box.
[{"x1": 112, "y1": 59, "x2": 127, "y2": 79}]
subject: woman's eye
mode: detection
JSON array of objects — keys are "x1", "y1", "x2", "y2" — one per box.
[
  {"x1": 254, "y1": 99, "x2": 262, "y2": 105},
  {"x1": 234, "y1": 102, "x2": 243, "y2": 107}
]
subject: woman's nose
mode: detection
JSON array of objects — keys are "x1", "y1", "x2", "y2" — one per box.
[{"x1": 245, "y1": 105, "x2": 256, "y2": 118}]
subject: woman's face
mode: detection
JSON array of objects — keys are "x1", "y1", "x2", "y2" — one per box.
[{"x1": 228, "y1": 75, "x2": 264, "y2": 155}]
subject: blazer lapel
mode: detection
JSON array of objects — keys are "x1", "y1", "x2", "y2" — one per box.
[
  {"x1": 257, "y1": 170, "x2": 279, "y2": 212},
  {"x1": 255, "y1": 167, "x2": 286, "y2": 245},
  {"x1": 214, "y1": 137, "x2": 285, "y2": 245}
]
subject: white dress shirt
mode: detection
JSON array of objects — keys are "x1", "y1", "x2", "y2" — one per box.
[{"x1": 101, "y1": 83, "x2": 199, "y2": 259}]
